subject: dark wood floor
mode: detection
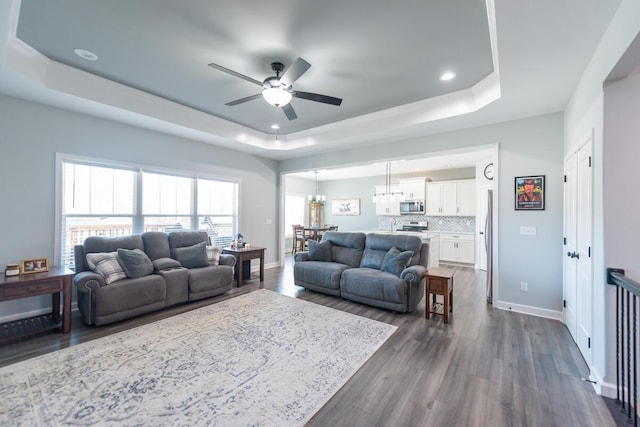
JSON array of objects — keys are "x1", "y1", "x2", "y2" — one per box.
[{"x1": 0, "y1": 259, "x2": 618, "y2": 426}]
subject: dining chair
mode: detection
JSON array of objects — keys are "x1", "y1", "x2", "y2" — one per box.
[
  {"x1": 292, "y1": 225, "x2": 306, "y2": 254},
  {"x1": 303, "y1": 227, "x2": 320, "y2": 246}
]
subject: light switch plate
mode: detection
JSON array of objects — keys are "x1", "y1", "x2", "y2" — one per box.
[{"x1": 520, "y1": 226, "x2": 536, "y2": 236}]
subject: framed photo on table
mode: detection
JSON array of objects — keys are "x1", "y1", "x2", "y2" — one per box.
[
  {"x1": 20, "y1": 257, "x2": 50, "y2": 274},
  {"x1": 331, "y1": 198, "x2": 361, "y2": 216},
  {"x1": 515, "y1": 175, "x2": 545, "y2": 210}
]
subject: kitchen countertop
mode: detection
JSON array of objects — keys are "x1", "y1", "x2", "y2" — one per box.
[
  {"x1": 356, "y1": 230, "x2": 439, "y2": 240},
  {"x1": 435, "y1": 231, "x2": 476, "y2": 235},
  {"x1": 365, "y1": 229, "x2": 474, "y2": 235}
]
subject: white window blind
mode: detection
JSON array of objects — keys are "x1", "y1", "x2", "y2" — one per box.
[{"x1": 197, "y1": 178, "x2": 237, "y2": 247}]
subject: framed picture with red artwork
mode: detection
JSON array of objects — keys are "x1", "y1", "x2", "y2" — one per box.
[{"x1": 515, "y1": 175, "x2": 545, "y2": 210}]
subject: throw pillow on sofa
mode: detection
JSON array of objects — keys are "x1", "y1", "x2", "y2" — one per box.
[
  {"x1": 175, "y1": 241, "x2": 209, "y2": 268},
  {"x1": 380, "y1": 247, "x2": 413, "y2": 277},
  {"x1": 308, "y1": 239, "x2": 332, "y2": 262},
  {"x1": 206, "y1": 246, "x2": 222, "y2": 265},
  {"x1": 86, "y1": 252, "x2": 128, "y2": 284},
  {"x1": 117, "y1": 248, "x2": 154, "y2": 279}
]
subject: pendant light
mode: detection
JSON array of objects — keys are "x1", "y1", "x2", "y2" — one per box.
[
  {"x1": 372, "y1": 162, "x2": 405, "y2": 203},
  {"x1": 308, "y1": 171, "x2": 326, "y2": 203}
]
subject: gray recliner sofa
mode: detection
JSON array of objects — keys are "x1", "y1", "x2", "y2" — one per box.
[
  {"x1": 73, "y1": 231, "x2": 235, "y2": 326},
  {"x1": 294, "y1": 231, "x2": 428, "y2": 312}
]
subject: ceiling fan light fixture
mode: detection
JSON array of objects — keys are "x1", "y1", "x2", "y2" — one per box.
[{"x1": 262, "y1": 88, "x2": 292, "y2": 107}]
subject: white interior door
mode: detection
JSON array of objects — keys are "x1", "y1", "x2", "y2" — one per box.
[
  {"x1": 564, "y1": 152, "x2": 578, "y2": 342},
  {"x1": 576, "y1": 138, "x2": 593, "y2": 366},
  {"x1": 563, "y1": 134, "x2": 593, "y2": 367}
]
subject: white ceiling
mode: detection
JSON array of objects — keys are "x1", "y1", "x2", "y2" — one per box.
[{"x1": 0, "y1": 0, "x2": 623, "y2": 161}]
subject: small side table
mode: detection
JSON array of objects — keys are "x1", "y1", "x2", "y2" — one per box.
[
  {"x1": 222, "y1": 246, "x2": 265, "y2": 288},
  {"x1": 0, "y1": 266, "x2": 74, "y2": 343},
  {"x1": 425, "y1": 268, "x2": 454, "y2": 323}
]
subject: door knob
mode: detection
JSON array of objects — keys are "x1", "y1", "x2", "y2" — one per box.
[
  {"x1": 574, "y1": 253, "x2": 580, "y2": 259},
  {"x1": 567, "y1": 251, "x2": 572, "y2": 257}
]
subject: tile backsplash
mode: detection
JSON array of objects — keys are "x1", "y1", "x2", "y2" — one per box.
[{"x1": 378, "y1": 215, "x2": 476, "y2": 233}]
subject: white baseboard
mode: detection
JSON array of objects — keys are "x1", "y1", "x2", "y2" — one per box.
[{"x1": 494, "y1": 300, "x2": 563, "y2": 321}]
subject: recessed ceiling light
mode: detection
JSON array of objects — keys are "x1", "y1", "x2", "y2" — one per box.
[
  {"x1": 74, "y1": 48, "x2": 98, "y2": 61},
  {"x1": 440, "y1": 71, "x2": 456, "y2": 81},
  {"x1": 270, "y1": 124, "x2": 280, "y2": 130}
]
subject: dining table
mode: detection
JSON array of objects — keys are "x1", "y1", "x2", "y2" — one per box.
[{"x1": 301, "y1": 226, "x2": 336, "y2": 249}]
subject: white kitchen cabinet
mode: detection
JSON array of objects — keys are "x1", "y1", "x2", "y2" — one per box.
[
  {"x1": 425, "y1": 180, "x2": 475, "y2": 216},
  {"x1": 423, "y1": 232, "x2": 440, "y2": 268},
  {"x1": 456, "y1": 180, "x2": 476, "y2": 216},
  {"x1": 457, "y1": 239, "x2": 475, "y2": 264},
  {"x1": 374, "y1": 185, "x2": 400, "y2": 216},
  {"x1": 426, "y1": 182, "x2": 454, "y2": 215},
  {"x1": 439, "y1": 233, "x2": 475, "y2": 264},
  {"x1": 399, "y1": 178, "x2": 426, "y2": 200}
]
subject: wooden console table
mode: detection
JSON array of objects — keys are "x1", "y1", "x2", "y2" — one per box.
[
  {"x1": 0, "y1": 266, "x2": 74, "y2": 343},
  {"x1": 222, "y1": 246, "x2": 265, "y2": 288}
]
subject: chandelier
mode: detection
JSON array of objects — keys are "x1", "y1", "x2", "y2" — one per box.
[
  {"x1": 308, "y1": 171, "x2": 326, "y2": 203},
  {"x1": 372, "y1": 162, "x2": 405, "y2": 203}
]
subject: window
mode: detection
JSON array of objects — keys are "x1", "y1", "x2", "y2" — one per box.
[
  {"x1": 59, "y1": 158, "x2": 238, "y2": 269},
  {"x1": 197, "y1": 178, "x2": 237, "y2": 247},
  {"x1": 284, "y1": 194, "x2": 306, "y2": 237}
]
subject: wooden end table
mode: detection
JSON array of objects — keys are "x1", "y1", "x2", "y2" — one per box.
[
  {"x1": 0, "y1": 266, "x2": 74, "y2": 343},
  {"x1": 425, "y1": 267, "x2": 454, "y2": 323},
  {"x1": 222, "y1": 246, "x2": 265, "y2": 287}
]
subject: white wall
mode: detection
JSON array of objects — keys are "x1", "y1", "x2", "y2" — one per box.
[
  {"x1": 0, "y1": 94, "x2": 279, "y2": 320},
  {"x1": 603, "y1": 70, "x2": 640, "y2": 396},
  {"x1": 563, "y1": 0, "x2": 640, "y2": 396},
  {"x1": 281, "y1": 113, "x2": 565, "y2": 314},
  {"x1": 604, "y1": 72, "x2": 640, "y2": 279}
]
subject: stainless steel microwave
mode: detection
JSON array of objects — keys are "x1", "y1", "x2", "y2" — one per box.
[{"x1": 399, "y1": 201, "x2": 425, "y2": 215}]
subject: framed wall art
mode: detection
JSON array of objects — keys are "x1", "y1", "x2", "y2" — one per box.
[
  {"x1": 331, "y1": 198, "x2": 361, "y2": 216},
  {"x1": 515, "y1": 175, "x2": 545, "y2": 210}
]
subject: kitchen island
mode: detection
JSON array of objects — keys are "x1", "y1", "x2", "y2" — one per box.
[{"x1": 357, "y1": 229, "x2": 440, "y2": 268}]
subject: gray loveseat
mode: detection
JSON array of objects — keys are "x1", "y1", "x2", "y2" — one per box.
[
  {"x1": 293, "y1": 231, "x2": 428, "y2": 312},
  {"x1": 73, "y1": 231, "x2": 235, "y2": 326}
]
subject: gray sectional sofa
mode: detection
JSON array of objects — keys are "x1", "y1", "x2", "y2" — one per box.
[
  {"x1": 73, "y1": 231, "x2": 235, "y2": 326},
  {"x1": 294, "y1": 231, "x2": 428, "y2": 312}
]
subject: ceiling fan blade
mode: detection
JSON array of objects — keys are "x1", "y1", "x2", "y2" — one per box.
[
  {"x1": 293, "y1": 91, "x2": 342, "y2": 106},
  {"x1": 208, "y1": 62, "x2": 263, "y2": 87},
  {"x1": 225, "y1": 93, "x2": 263, "y2": 106},
  {"x1": 280, "y1": 57, "x2": 311, "y2": 88},
  {"x1": 282, "y1": 103, "x2": 298, "y2": 120}
]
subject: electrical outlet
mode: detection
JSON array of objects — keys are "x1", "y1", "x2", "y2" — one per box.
[{"x1": 520, "y1": 282, "x2": 528, "y2": 292}]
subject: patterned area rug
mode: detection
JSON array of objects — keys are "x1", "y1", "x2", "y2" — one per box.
[{"x1": 0, "y1": 290, "x2": 396, "y2": 426}]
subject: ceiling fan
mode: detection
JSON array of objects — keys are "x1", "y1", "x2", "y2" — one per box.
[{"x1": 207, "y1": 57, "x2": 342, "y2": 120}]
